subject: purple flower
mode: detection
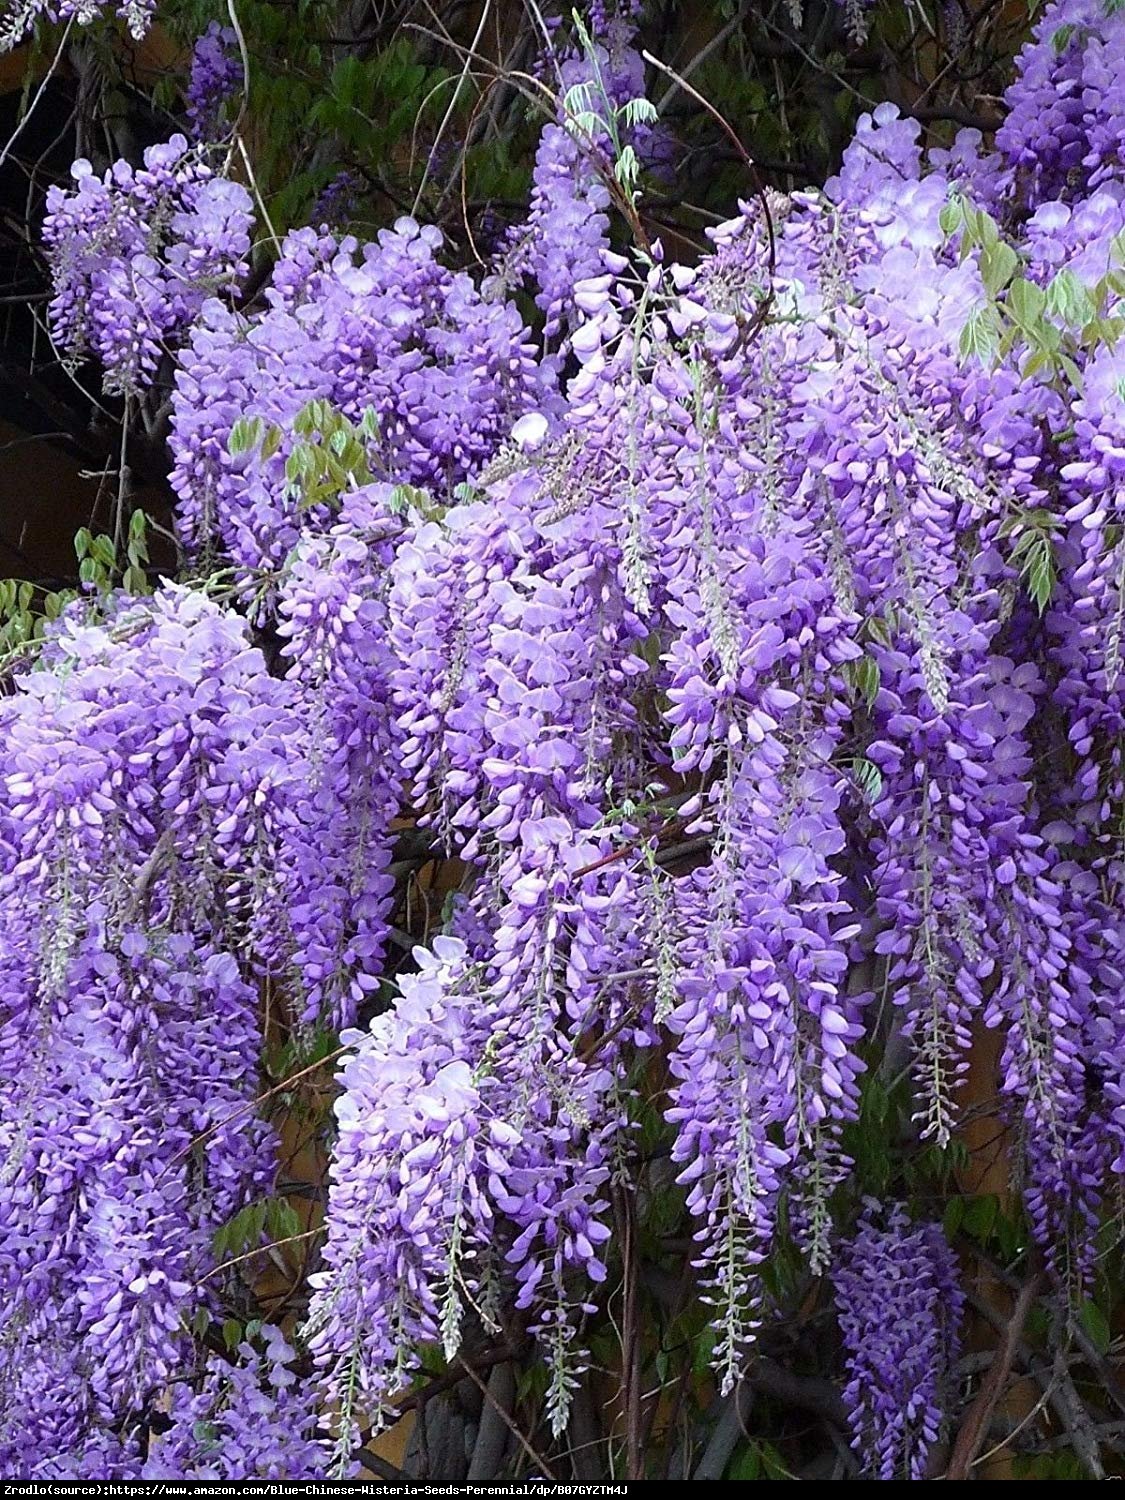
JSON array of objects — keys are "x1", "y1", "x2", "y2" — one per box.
[
  {"x1": 836, "y1": 1203, "x2": 963, "y2": 1480},
  {"x1": 43, "y1": 138, "x2": 252, "y2": 395},
  {"x1": 185, "y1": 23, "x2": 241, "y2": 142}
]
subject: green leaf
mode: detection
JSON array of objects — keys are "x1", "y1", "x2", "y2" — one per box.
[
  {"x1": 963, "y1": 1193, "x2": 999, "y2": 1241},
  {"x1": 614, "y1": 143, "x2": 639, "y2": 192},
  {"x1": 980, "y1": 241, "x2": 1019, "y2": 298},
  {"x1": 232, "y1": 417, "x2": 264, "y2": 456},
  {"x1": 939, "y1": 197, "x2": 964, "y2": 237},
  {"x1": 266, "y1": 1198, "x2": 302, "y2": 1242},
  {"x1": 1082, "y1": 316, "x2": 1124, "y2": 351},
  {"x1": 851, "y1": 756, "x2": 883, "y2": 804},
  {"x1": 329, "y1": 54, "x2": 367, "y2": 111},
  {"x1": 621, "y1": 96, "x2": 658, "y2": 128},
  {"x1": 285, "y1": 446, "x2": 308, "y2": 486},
  {"x1": 1046, "y1": 267, "x2": 1096, "y2": 326},
  {"x1": 261, "y1": 423, "x2": 284, "y2": 462},
  {"x1": 760, "y1": 1443, "x2": 789, "y2": 1481},
  {"x1": 692, "y1": 1324, "x2": 717, "y2": 1377},
  {"x1": 960, "y1": 304, "x2": 1001, "y2": 365},
  {"x1": 1007, "y1": 276, "x2": 1047, "y2": 333},
  {"x1": 962, "y1": 204, "x2": 1000, "y2": 250},
  {"x1": 728, "y1": 1445, "x2": 762, "y2": 1481},
  {"x1": 943, "y1": 1196, "x2": 966, "y2": 1239},
  {"x1": 848, "y1": 654, "x2": 880, "y2": 707},
  {"x1": 1057, "y1": 353, "x2": 1084, "y2": 389},
  {"x1": 563, "y1": 81, "x2": 594, "y2": 119},
  {"x1": 1020, "y1": 531, "x2": 1056, "y2": 613},
  {"x1": 866, "y1": 613, "x2": 893, "y2": 648},
  {"x1": 1079, "y1": 1300, "x2": 1111, "y2": 1356},
  {"x1": 293, "y1": 401, "x2": 318, "y2": 438},
  {"x1": 994, "y1": 1206, "x2": 1026, "y2": 1262},
  {"x1": 863, "y1": 1076, "x2": 889, "y2": 1126}
]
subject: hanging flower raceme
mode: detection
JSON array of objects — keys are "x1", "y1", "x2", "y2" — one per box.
[
  {"x1": 0, "y1": 1335, "x2": 144, "y2": 1478},
  {"x1": 43, "y1": 136, "x2": 253, "y2": 395},
  {"x1": 143, "y1": 1326, "x2": 328, "y2": 1479},
  {"x1": 661, "y1": 530, "x2": 864, "y2": 1383},
  {"x1": 275, "y1": 486, "x2": 405, "y2": 1030},
  {"x1": 835, "y1": 1203, "x2": 963, "y2": 1480},
  {"x1": 170, "y1": 218, "x2": 551, "y2": 573},
  {"x1": 995, "y1": 0, "x2": 1125, "y2": 210},
  {"x1": 497, "y1": 17, "x2": 659, "y2": 342},
  {"x1": 0, "y1": 588, "x2": 309, "y2": 1474},
  {"x1": 185, "y1": 22, "x2": 242, "y2": 142},
  {"x1": 305, "y1": 937, "x2": 504, "y2": 1453}
]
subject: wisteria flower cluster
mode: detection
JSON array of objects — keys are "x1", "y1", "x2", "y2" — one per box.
[
  {"x1": 0, "y1": 588, "x2": 288, "y2": 1474},
  {"x1": 835, "y1": 1204, "x2": 964, "y2": 1479},
  {"x1": 167, "y1": 217, "x2": 551, "y2": 573},
  {"x1": 11, "y1": 0, "x2": 1125, "y2": 1484},
  {"x1": 496, "y1": 17, "x2": 663, "y2": 341},
  {"x1": 43, "y1": 135, "x2": 252, "y2": 394},
  {"x1": 994, "y1": 0, "x2": 1125, "y2": 208},
  {"x1": 185, "y1": 22, "x2": 242, "y2": 142},
  {"x1": 302, "y1": 0, "x2": 1125, "y2": 1461},
  {"x1": 0, "y1": 573, "x2": 409, "y2": 1474},
  {"x1": 143, "y1": 1327, "x2": 328, "y2": 1479}
]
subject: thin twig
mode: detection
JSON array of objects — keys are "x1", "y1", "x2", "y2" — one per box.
[
  {"x1": 412, "y1": 0, "x2": 491, "y2": 218},
  {"x1": 194, "y1": 1225, "x2": 325, "y2": 1287},
  {"x1": 161, "y1": 1042, "x2": 350, "y2": 1178},
  {"x1": 458, "y1": 1355, "x2": 559, "y2": 1481},
  {"x1": 0, "y1": 19, "x2": 74, "y2": 172},
  {"x1": 656, "y1": 2, "x2": 751, "y2": 113},
  {"x1": 946, "y1": 1268, "x2": 1043, "y2": 1480},
  {"x1": 236, "y1": 133, "x2": 281, "y2": 250},
  {"x1": 226, "y1": 0, "x2": 252, "y2": 143},
  {"x1": 641, "y1": 47, "x2": 776, "y2": 294},
  {"x1": 613, "y1": 1181, "x2": 643, "y2": 1480}
]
